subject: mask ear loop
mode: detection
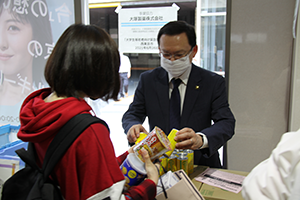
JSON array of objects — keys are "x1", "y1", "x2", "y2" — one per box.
[
  {"x1": 154, "y1": 159, "x2": 168, "y2": 199},
  {"x1": 0, "y1": 70, "x2": 3, "y2": 86}
]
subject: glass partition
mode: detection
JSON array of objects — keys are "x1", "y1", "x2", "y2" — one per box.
[{"x1": 200, "y1": 0, "x2": 226, "y2": 75}]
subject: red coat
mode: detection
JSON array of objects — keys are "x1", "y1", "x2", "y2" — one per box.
[{"x1": 18, "y1": 88, "x2": 156, "y2": 200}]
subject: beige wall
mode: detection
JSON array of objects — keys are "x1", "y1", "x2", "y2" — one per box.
[
  {"x1": 226, "y1": 0, "x2": 295, "y2": 172},
  {"x1": 290, "y1": 8, "x2": 300, "y2": 131}
]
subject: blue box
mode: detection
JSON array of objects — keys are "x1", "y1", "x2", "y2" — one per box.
[
  {"x1": 0, "y1": 124, "x2": 21, "y2": 148},
  {"x1": 0, "y1": 124, "x2": 26, "y2": 168},
  {"x1": 0, "y1": 124, "x2": 10, "y2": 147},
  {"x1": 0, "y1": 124, "x2": 10, "y2": 134},
  {"x1": 0, "y1": 140, "x2": 28, "y2": 168}
]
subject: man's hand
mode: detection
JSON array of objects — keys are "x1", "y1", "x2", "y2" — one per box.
[
  {"x1": 127, "y1": 124, "x2": 148, "y2": 143},
  {"x1": 174, "y1": 128, "x2": 203, "y2": 150}
]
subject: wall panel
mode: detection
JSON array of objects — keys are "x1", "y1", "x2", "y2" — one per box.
[{"x1": 227, "y1": 0, "x2": 295, "y2": 171}]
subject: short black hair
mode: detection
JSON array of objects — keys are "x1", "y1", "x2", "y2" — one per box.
[
  {"x1": 45, "y1": 23, "x2": 120, "y2": 101},
  {"x1": 157, "y1": 21, "x2": 196, "y2": 48}
]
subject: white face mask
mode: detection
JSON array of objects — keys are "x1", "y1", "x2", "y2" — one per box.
[{"x1": 160, "y1": 52, "x2": 192, "y2": 78}]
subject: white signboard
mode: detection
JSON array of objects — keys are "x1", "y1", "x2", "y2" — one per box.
[{"x1": 118, "y1": 7, "x2": 177, "y2": 53}]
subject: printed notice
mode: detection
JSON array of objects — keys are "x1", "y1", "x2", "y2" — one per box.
[
  {"x1": 195, "y1": 168, "x2": 246, "y2": 193},
  {"x1": 118, "y1": 6, "x2": 177, "y2": 53}
]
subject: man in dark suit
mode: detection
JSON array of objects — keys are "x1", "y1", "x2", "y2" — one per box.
[{"x1": 122, "y1": 21, "x2": 235, "y2": 168}]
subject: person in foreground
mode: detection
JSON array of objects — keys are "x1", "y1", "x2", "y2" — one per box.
[
  {"x1": 242, "y1": 129, "x2": 300, "y2": 200},
  {"x1": 17, "y1": 24, "x2": 159, "y2": 200},
  {"x1": 122, "y1": 20, "x2": 235, "y2": 168}
]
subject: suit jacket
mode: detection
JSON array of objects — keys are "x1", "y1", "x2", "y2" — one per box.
[{"x1": 122, "y1": 64, "x2": 235, "y2": 167}]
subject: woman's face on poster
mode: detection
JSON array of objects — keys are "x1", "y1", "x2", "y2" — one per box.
[{"x1": 0, "y1": 9, "x2": 33, "y2": 76}]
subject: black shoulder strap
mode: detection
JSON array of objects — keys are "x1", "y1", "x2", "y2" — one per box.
[
  {"x1": 42, "y1": 114, "x2": 108, "y2": 178},
  {"x1": 16, "y1": 114, "x2": 108, "y2": 180}
]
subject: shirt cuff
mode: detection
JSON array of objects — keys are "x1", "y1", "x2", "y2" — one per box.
[{"x1": 196, "y1": 132, "x2": 208, "y2": 149}]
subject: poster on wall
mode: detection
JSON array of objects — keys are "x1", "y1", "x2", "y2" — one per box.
[
  {"x1": 0, "y1": 0, "x2": 75, "y2": 125},
  {"x1": 118, "y1": 6, "x2": 178, "y2": 53}
]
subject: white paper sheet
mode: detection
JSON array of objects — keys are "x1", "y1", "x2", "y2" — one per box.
[{"x1": 195, "y1": 168, "x2": 245, "y2": 193}]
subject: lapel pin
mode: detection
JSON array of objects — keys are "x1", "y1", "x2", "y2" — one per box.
[{"x1": 195, "y1": 85, "x2": 199, "y2": 89}]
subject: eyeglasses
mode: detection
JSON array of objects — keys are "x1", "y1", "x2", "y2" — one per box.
[{"x1": 159, "y1": 47, "x2": 193, "y2": 60}]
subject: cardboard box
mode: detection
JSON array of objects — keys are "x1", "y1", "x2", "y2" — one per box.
[
  {"x1": 189, "y1": 165, "x2": 207, "y2": 190},
  {"x1": 190, "y1": 166, "x2": 249, "y2": 200}
]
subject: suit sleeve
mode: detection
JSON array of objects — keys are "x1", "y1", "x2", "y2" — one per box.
[
  {"x1": 201, "y1": 75, "x2": 235, "y2": 157},
  {"x1": 122, "y1": 74, "x2": 147, "y2": 134}
]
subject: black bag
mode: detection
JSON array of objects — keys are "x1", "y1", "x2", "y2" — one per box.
[{"x1": 1, "y1": 114, "x2": 108, "y2": 200}]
